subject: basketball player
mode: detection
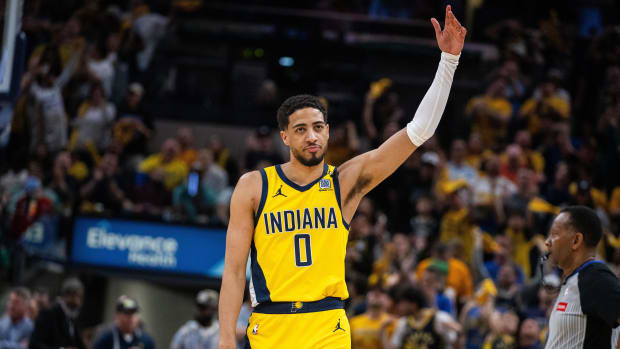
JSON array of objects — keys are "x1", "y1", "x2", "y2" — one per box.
[{"x1": 219, "y1": 6, "x2": 467, "y2": 349}]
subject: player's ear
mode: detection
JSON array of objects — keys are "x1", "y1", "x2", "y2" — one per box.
[{"x1": 280, "y1": 129, "x2": 289, "y2": 146}]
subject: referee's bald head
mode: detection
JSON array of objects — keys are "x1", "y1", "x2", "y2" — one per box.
[{"x1": 558, "y1": 205, "x2": 603, "y2": 248}]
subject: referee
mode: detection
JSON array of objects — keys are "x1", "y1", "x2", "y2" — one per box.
[{"x1": 544, "y1": 206, "x2": 620, "y2": 349}]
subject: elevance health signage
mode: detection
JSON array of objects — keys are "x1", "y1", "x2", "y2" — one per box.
[{"x1": 71, "y1": 216, "x2": 227, "y2": 277}]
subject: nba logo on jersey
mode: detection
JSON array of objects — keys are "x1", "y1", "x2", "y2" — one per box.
[{"x1": 319, "y1": 179, "x2": 331, "y2": 191}]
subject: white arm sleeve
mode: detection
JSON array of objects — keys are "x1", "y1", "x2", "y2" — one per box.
[{"x1": 406, "y1": 52, "x2": 460, "y2": 146}]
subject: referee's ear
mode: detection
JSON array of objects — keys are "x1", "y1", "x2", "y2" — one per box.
[{"x1": 572, "y1": 232, "x2": 584, "y2": 250}]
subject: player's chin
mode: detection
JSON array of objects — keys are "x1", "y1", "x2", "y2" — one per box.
[{"x1": 302, "y1": 153, "x2": 324, "y2": 166}]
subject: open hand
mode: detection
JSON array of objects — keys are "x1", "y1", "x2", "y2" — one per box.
[{"x1": 431, "y1": 5, "x2": 467, "y2": 55}]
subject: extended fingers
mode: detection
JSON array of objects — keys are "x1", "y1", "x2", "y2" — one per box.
[{"x1": 431, "y1": 17, "x2": 442, "y2": 38}]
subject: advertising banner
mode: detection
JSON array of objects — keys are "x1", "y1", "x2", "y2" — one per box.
[{"x1": 71, "y1": 216, "x2": 227, "y2": 277}]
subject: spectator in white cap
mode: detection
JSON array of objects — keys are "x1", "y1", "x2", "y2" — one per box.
[{"x1": 170, "y1": 290, "x2": 219, "y2": 349}]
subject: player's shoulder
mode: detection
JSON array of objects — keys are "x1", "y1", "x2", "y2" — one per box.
[
  {"x1": 238, "y1": 170, "x2": 263, "y2": 187},
  {"x1": 232, "y1": 170, "x2": 264, "y2": 201}
]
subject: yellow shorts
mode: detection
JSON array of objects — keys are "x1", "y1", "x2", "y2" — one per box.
[{"x1": 245, "y1": 306, "x2": 351, "y2": 349}]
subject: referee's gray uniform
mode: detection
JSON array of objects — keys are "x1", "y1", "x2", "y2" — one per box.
[{"x1": 546, "y1": 261, "x2": 620, "y2": 348}]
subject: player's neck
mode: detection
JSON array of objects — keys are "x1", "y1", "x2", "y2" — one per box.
[{"x1": 281, "y1": 160, "x2": 325, "y2": 185}]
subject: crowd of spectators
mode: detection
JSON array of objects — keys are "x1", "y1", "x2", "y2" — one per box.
[{"x1": 1, "y1": 0, "x2": 620, "y2": 348}]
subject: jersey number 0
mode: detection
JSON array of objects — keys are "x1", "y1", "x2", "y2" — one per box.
[{"x1": 294, "y1": 234, "x2": 313, "y2": 267}]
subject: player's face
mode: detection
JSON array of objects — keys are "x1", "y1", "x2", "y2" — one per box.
[
  {"x1": 545, "y1": 213, "x2": 577, "y2": 268},
  {"x1": 281, "y1": 108, "x2": 329, "y2": 167}
]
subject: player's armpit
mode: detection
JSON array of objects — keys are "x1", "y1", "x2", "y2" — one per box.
[{"x1": 219, "y1": 171, "x2": 261, "y2": 348}]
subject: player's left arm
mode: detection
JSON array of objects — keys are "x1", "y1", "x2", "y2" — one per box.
[{"x1": 337, "y1": 5, "x2": 466, "y2": 220}]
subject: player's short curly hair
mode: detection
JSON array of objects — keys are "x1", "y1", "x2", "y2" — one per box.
[{"x1": 276, "y1": 94, "x2": 328, "y2": 130}]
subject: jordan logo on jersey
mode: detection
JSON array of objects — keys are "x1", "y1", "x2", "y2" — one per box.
[
  {"x1": 272, "y1": 185, "x2": 287, "y2": 198},
  {"x1": 333, "y1": 319, "x2": 345, "y2": 332}
]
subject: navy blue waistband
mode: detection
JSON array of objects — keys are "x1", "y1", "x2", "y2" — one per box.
[{"x1": 253, "y1": 297, "x2": 344, "y2": 314}]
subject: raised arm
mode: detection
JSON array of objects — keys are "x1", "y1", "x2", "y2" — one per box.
[
  {"x1": 338, "y1": 5, "x2": 466, "y2": 220},
  {"x1": 218, "y1": 171, "x2": 261, "y2": 349}
]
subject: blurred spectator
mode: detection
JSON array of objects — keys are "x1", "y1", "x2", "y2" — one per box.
[
  {"x1": 197, "y1": 149, "x2": 229, "y2": 198},
  {"x1": 519, "y1": 74, "x2": 570, "y2": 145},
  {"x1": 9, "y1": 177, "x2": 53, "y2": 240},
  {"x1": 504, "y1": 213, "x2": 545, "y2": 279},
  {"x1": 494, "y1": 264, "x2": 522, "y2": 310},
  {"x1": 350, "y1": 286, "x2": 393, "y2": 349},
  {"x1": 541, "y1": 122, "x2": 575, "y2": 182},
  {"x1": 325, "y1": 121, "x2": 360, "y2": 166},
  {"x1": 496, "y1": 59, "x2": 527, "y2": 113},
  {"x1": 443, "y1": 139, "x2": 478, "y2": 187},
  {"x1": 176, "y1": 127, "x2": 197, "y2": 167},
  {"x1": 24, "y1": 50, "x2": 82, "y2": 153},
  {"x1": 409, "y1": 152, "x2": 440, "y2": 203},
  {"x1": 79, "y1": 152, "x2": 129, "y2": 214},
  {"x1": 504, "y1": 168, "x2": 536, "y2": 218},
  {"x1": 522, "y1": 275, "x2": 560, "y2": 329},
  {"x1": 114, "y1": 82, "x2": 153, "y2": 158},
  {"x1": 92, "y1": 295, "x2": 155, "y2": 349},
  {"x1": 24, "y1": 288, "x2": 50, "y2": 322},
  {"x1": 384, "y1": 285, "x2": 460, "y2": 349},
  {"x1": 138, "y1": 138, "x2": 188, "y2": 190},
  {"x1": 29, "y1": 277, "x2": 85, "y2": 349},
  {"x1": 483, "y1": 235, "x2": 525, "y2": 287},
  {"x1": 416, "y1": 243, "x2": 474, "y2": 304},
  {"x1": 208, "y1": 135, "x2": 239, "y2": 185},
  {"x1": 517, "y1": 318, "x2": 543, "y2": 349},
  {"x1": 473, "y1": 154, "x2": 517, "y2": 227},
  {"x1": 170, "y1": 289, "x2": 219, "y2": 349},
  {"x1": 483, "y1": 309, "x2": 519, "y2": 348},
  {"x1": 500, "y1": 144, "x2": 525, "y2": 184},
  {"x1": 459, "y1": 279, "x2": 496, "y2": 349},
  {"x1": 31, "y1": 288, "x2": 50, "y2": 315},
  {"x1": 47, "y1": 151, "x2": 78, "y2": 215},
  {"x1": 131, "y1": 7, "x2": 169, "y2": 74},
  {"x1": 438, "y1": 182, "x2": 478, "y2": 262},
  {"x1": 243, "y1": 126, "x2": 283, "y2": 172},
  {"x1": 409, "y1": 196, "x2": 438, "y2": 242},
  {"x1": 172, "y1": 148, "x2": 230, "y2": 223},
  {"x1": 466, "y1": 77, "x2": 513, "y2": 149},
  {"x1": 419, "y1": 262, "x2": 456, "y2": 316},
  {"x1": 514, "y1": 130, "x2": 544, "y2": 176},
  {"x1": 84, "y1": 40, "x2": 117, "y2": 98},
  {"x1": 544, "y1": 161, "x2": 572, "y2": 206},
  {"x1": 0, "y1": 287, "x2": 34, "y2": 349},
  {"x1": 27, "y1": 17, "x2": 84, "y2": 69},
  {"x1": 362, "y1": 82, "x2": 404, "y2": 147},
  {"x1": 464, "y1": 132, "x2": 487, "y2": 171},
  {"x1": 69, "y1": 82, "x2": 116, "y2": 152}
]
